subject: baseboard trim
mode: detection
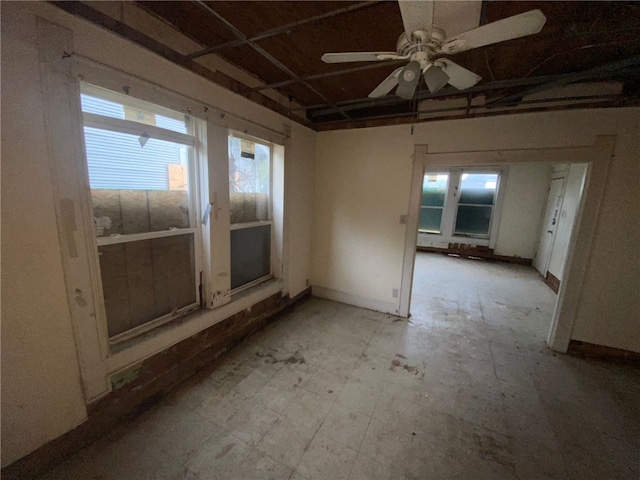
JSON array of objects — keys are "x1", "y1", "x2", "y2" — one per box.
[
  {"x1": 311, "y1": 285, "x2": 399, "y2": 316},
  {"x1": 417, "y1": 245, "x2": 532, "y2": 265},
  {"x1": 1, "y1": 288, "x2": 312, "y2": 480},
  {"x1": 568, "y1": 340, "x2": 640, "y2": 365},
  {"x1": 544, "y1": 271, "x2": 561, "y2": 293}
]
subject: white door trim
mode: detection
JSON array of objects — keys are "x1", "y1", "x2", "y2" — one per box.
[{"x1": 400, "y1": 137, "x2": 616, "y2": 352}]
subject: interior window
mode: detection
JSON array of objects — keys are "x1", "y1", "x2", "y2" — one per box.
[
  {"x1": 454, "y1": 173, "x2": 498, "y2": 237},
  {"x1": 80, "y1": 85, "x2": 201, "y2": 340},
  {"x1": 419, "y1": 173, "x2": 448, "y2": 234},
  {"x1": 228, "y1": 134, "x2": 272, "y2": 291}
]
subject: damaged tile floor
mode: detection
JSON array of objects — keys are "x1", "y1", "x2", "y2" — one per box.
[{"x1": 41, "y1": 252, "x2": 640, "y2": 479}]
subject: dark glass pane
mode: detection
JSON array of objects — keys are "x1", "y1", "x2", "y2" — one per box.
[
  {"x1": 421, "y1": 174, "x2": 448, "y2": 207},
  {"x1": 458, "y1": 173, "x2": 498, "y2": 205},
  {"x1": 454, "y1": 206, "x2": 492, "y2": 237},
  {"x1": 98, "y1": 234, "x2": 196, "y2": 337},
  {"x1": 419, "y1": 208, "x2": 443, "y2": 234},
  {"x1": 231, "y1": 225, "x2": 271, "y2": 289}
]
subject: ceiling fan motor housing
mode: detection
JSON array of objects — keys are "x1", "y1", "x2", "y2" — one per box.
[{"x1": 396, "y1": 25, "x2": 446, "y2": 58}]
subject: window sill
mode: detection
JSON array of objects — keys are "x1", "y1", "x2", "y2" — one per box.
[
  {"x1": 105, "y1": 278, "x2": 283, "y2": 376},
  {"x1": 417, "y1": 232, "x2": 491, "y2": 247}
]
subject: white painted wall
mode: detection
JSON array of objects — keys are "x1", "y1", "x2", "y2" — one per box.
[
  {"x1": 547, "y1": 164, "x2": 588, "y2": 280},
  {"x1": 1, "y1": 2, "x2": 317, "y2": 466},
  {"x1": 312, "y1": 127, "x2": 414, "y2": 314},
  {"x1": 1, "y1": 7, "x2": 89, "y2": 465},
  {"x1": 313, "y1": 109, "x2": 640, "y2": 354},
  {"x1": 494, "y1": 163, "x2": 551, "y2": 259}
]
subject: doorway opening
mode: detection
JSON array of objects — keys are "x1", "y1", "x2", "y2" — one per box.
[
  {"x1": 408, "y1": 161, "x2": 588, "y2": 350},
  {"x1": 398, "y1": 140, "x2": 615, "y2": 352}
]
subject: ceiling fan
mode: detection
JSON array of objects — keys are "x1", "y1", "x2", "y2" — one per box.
[{"x1": 321, "y1": 1, "x2": 547, "y2": 100}]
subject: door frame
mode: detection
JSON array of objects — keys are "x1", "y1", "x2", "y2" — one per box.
[
  {"x1": 534, "y1": 176, "x2": 567, "y2": 276},
  {"x1": 399, "y1": 137, "x2": 616, "y2": 352}
]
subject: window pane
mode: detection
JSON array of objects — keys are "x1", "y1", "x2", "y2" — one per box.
[
  {"x1": 84, "y1": 127, "x2": 189, "y2": 190},
  {"x1": 98, "y1": 234, "x2": 196, "y2": 337},
  {"x1": 422, "y1": 174, "x2": 448, "y2": 207},
  {"x1": 454, "y1": 206, "x2": 492, "y2": 236},
  {"x1": 419, "y1": 208, "x2": 443, "y2": 234},
  {"x1": 229, "y1": 136, "x2": 270, "y2": 223},
  {"x1": 458, "y1": 173, "x2": 498, "y2": 205},
  {"x1": 85, "y1": 127, "x2": 191, "y2": 237},
  {"x1": 231, "y1": 225, "x2": 271, "y2": 289},
  {"x1": 80, "y1": 93, "x2": 188, "y2": 134}
]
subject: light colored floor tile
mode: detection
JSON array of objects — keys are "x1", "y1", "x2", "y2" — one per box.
[
  {"x1": 36, "y1": 253, "x2": 640, "y2": 480},
  {"x1": 315, "y1": 404, "x2": 370, "y2": 450},
  {"x1": 300, "y1": 366, "x2": 349, "y2": 401},
  {"x1": 334, "y1": 379, "x2": 380, "y2": 417},
  {"x1": 296, "y1": 432, "x2": 358, "y2": 480},
  {"x1": 348, "y1": 454, "x2": 410, "y2": 480},
  {"x1": 282, "y1": 388, "x2": 335, "y2": 429},
  {"x1": 184, "y1": 429, "x2": 252, "y2": 480},
  {"x1": 225, "y1": 448, "x2": 294, "y2": 480},
  {"x1": 193, "y1": 388, "x2": 247, "y2": 426},
  {"x1": 223, "y1": 399, "x2": 281, "y2": 446},
  {"x1": 153, "y1": 410, "x2": 220, "y2": 464},
  {"x1": 252, "y1": 374, "x2": 300, "y2": 414},
  {"x1": 232, "y1": 368, "x2": 273, "y2": 398},
  {"x1": 255, "y1": 417, "x2": 318, "y2": 469}
]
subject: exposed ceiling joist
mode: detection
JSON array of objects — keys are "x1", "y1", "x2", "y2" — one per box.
[
  {"x1": 185, "y1": 1, "x2": 377, "y2": 60},
  {"x1": 191, "y1": 0, "x2": 351, "y2": 120},
  {"x1": 54, "y1": 1, "x2": 640, "y2": 129}
]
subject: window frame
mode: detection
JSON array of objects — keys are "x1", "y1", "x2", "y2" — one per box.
[
  {"x1": 227, "y1": 130, "x2": 275, "y2": 294},
  {"x1": 420, "y1": 166, "x2": 505, "y2": 246},
  {"x1": 46, "y1": 51, "x2": 287, "y2": 401},
  {"x1": 418, "y1": 172, "x2": 449, "y2": 235},
  {"x1": 452, "y1": 170, "x2": 501, "y2": 239},
  {"x1": 80, "y1": 83, "x2": 205, "y2": 345}
]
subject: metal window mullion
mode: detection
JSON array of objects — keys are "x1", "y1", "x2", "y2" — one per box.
[
  {"x1": 83, "y1": 112, "x2": 195, "y2": 146},
  {"x1": 97, "y1": 227, "x2": 198, "y2": 246}
]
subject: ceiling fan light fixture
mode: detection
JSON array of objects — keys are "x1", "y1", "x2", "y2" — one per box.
[
  {"x1": 396, "y1": 61, "x2": 422, "y2": 99},
  {"x1": 424, "y1": 65, "x2": 450, "y2": 94}
]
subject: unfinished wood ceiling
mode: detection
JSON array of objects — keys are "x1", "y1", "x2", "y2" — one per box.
[{"x1": 55, "y1": 1, "x2": 640, "y2": 129}]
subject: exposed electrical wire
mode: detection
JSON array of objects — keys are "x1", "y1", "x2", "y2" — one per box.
[
  {"x1": 484, "y1": 51, "x2": 496, "y2": 82},
  {"x1": 524, "y1": 41, "x2": 628, "y2": 79}
]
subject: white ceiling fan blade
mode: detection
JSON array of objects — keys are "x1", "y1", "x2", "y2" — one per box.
[
  {"x1": 398, "y1": 0, "x2": 434, "y2": 38},
  {"x1": 437, "y1": 59, "x2": 481, "y2": 90},
  {"x1": 369, "y1": 67, "x2": 403, "y2": 98},
  {"x1": 423, "y1": 65, "x2": 450, "y2": 94},
  {"x1": 440, "y1": 9, "x2": 546, "y2": 55},
  {"x1": 321, "y1": 52, "x2": 402, "y2": 63}
]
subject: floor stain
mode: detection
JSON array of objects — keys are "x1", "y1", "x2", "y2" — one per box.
[
  {"x1": 215, "y1": 443, "x2": 235, "y2": 459},
  {"x1": 390, "y1": 355, "x2": 425, "y2": 378},
  {"x1": 256, "y1": 350, "x2": 306, "y2": 365},
  {"x1": 472, "y1": 433, "x2": 514, "y2": 469}
]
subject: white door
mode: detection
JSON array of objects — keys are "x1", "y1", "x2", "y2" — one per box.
[{"x1": 534, "y1": 178, "x2": 564, "y2": 275}]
